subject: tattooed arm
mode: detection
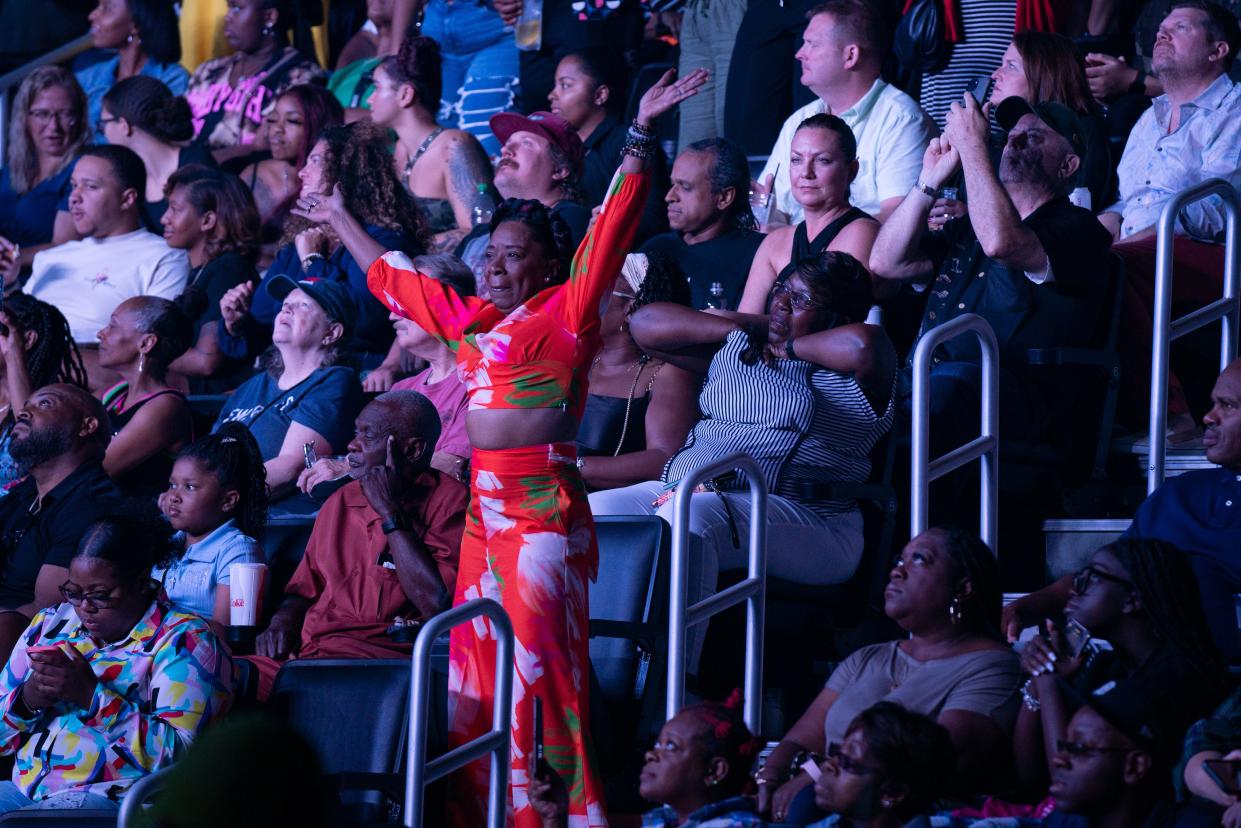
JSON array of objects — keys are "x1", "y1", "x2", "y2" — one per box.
[{"x1": 432, "y1": 132, "x2": 495, "y2": 252}]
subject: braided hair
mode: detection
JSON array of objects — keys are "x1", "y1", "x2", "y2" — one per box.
[
  {"x1": 680, "y1": 689, "x2": 762, "y2": 797},
  {"x1": 489, "y1": 198, "x2": 575, "y2": 283},
  {"x1": 1104, "y1": 538, "x2": 1230, "y2": 692},
  {"x1": 1, "y1": 294, "x2": 88, "y2": 421},
  {"x1": 176, "y1": 423, "x2": 269, "y2": 541},
  {"x1": 932, "y1": 526, "x2": 1002, "y2": 639}
]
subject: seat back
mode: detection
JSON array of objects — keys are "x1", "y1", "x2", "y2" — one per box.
[
  {"x1": 270, "y1": 659, "x2": 410, "y2": 780},
  {"x1": 0, "y1": 813, "x2": 116, "y2": 826},
  {"x1": 588, "y1": 516, "x2": 670, "y2": 706}
]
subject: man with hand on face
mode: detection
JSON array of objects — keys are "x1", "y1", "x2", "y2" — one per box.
[
  {"x1": 9, "y1": 145, "x2": 188, "y2": 345},
  {"x1": 247, "y1": 390, "x2": 468, "y2": 700},
  {"x1": 870, "y1": 92, "x2": 1112, "y2": 462},
  {"x1": 0, "y1": 384, "x2": 120, "y2": 664}
]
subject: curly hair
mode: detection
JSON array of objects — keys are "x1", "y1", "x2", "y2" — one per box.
[
  {"x1": 680, "y1": 690, "x2": 763, "y2": 797},
  {"x1": 280, "y1": 121, "x2": 428, "y2": 249},
  {"x1": 7, "y1": 66, "x2": 89, "y2": 194},
  {"x1": 630, "y1": 249, "x2": 691, "y2": 315},
  {"x1": 0, "y1": 295, "x2": 87, "y2": 410},
  {"x1": 176, "y1": 423, "x2": 269, "y2": 541},
  {"x1": 488, "y1": 198, "x2": 575, "y2": 283}
]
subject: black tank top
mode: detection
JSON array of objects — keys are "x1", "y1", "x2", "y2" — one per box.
[
  {"x1": 106, "y1": 388, "x2": 190, "y2": 498},
  {"x1": 772, "y1": 207, "x2": 876, "y2": 304}
]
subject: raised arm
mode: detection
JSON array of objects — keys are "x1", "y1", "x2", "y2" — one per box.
[
  {"x1": 628, "y1": 303, "x2": 754, "y2": 373},
  {"x1": 561, "y1": 69, "x2": 708, "y2": 328},
  {"x1": 368, "y1": 251, "x2": 483, "y2": 348},
  {"x1": 870, "y1": 135, "x2": 960, "y2": 282}
]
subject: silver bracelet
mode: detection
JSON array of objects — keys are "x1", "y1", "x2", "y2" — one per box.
[{"x1": 1021, "y1": 678, "x2": 1041, "y2": 712}]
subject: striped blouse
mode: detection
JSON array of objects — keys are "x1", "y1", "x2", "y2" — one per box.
[
  {"x1": 662, "y1": 330, "x2": 894, "y2": 519},
  {"x1": 918, "y1": 0, "x2": 1017, "y2": 127}
]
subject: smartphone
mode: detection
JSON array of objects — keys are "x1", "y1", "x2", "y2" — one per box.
[
  {"x1": 967, "y1": 75, "x2": 992, "y2": 105},
  {"x1": 533, "y1": 696, "x2": 544, "y2": 763},
  {"x1": 1062, "y1": 618, "x2": 1092, "y2": 659},
  {"x1": 1204, "y1": 759, "x2": 1241, "y2": 796},
  {"x1": 302, "y1": 442, "x2": 319, "y2": 470},
  {"x1": 26, "y1": 644, "x2": 63, "y2": 657}
]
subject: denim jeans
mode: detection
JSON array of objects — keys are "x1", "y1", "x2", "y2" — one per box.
[
  {"x1": 0, "y1": 782, "x2": 119, "y2": 815},
  {"x1": 421, "y1": 0, "x2": 519, "y2": 157}
]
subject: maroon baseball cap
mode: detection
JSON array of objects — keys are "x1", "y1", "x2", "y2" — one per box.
[{"x1": 489, "y1": 111, "x2": 585, "y2": 175}]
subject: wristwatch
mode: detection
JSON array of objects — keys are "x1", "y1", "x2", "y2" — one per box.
[{"x1": 381, "y1": 515, "x2": 410, "y2": 535}]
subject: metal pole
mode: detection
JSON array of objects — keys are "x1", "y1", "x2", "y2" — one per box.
[
  {"x1": 1147, "y1": 179, "x2": 1241, "y2": 492},
  {"x1": 909, "y1": 313, "x2": 1001, "y2": 551},
  {"x1": 665, "y1": 453, "x2": 767, "y2": 734},
  {"x1": 405, "y1": 598, "x2": 514, "y2": 828}
]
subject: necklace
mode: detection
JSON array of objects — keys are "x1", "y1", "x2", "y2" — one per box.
[
  {"x1": 590, "y1": 355, "x2": 659, "y2": 456},
  {"x1": 403, "y1": 127, "x2": 444, "y2": 187}
]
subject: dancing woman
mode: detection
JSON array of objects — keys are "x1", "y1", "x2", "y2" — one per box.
[{"x1": 369, "y1": 68, "x2": 706, "y2": 828}]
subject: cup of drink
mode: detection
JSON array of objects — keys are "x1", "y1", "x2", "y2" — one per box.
[
  {"x1": 229, "y1": 563, "x2": 268, "y2": 627},
  {"x1": 749, "y1": 189, "x2": 773, "y2": 226},
  {"x1": 1069, "y1": 187, "x2": 1092, "y2": 210}
]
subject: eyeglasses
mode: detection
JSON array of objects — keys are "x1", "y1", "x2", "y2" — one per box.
[
  {"x1": 1072, "y1": 565, "x2": 1132, "y2": 595},
  {"x1": 58, "y1": 582, "x2": 121, "y2": 610},
  {"x1": 770, "y1": 280, "x2": 822, "y2": 311},
  {"x1": 96, "y1": 115, "x2": 121, "y2": 132},
  {"x1": 826, "y1": 743, "x2": 879, "y2": 776},
  {"x1": 1056, "y1": 739, "x2": 1134, "y2": 758},
  {"x1": 28, "y1": 109, "x2": 79, "y2": 127}
]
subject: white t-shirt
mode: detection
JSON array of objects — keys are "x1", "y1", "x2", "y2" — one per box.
[
  {"x1": 760, "y1": 79, "x2": 936, "y2": 224},
  {"x1": 24, "y1": 228, "x2": 189, "y2": 342}
]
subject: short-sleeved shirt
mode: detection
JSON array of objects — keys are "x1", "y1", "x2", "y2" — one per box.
[
  {"x1": 1124, "y1": 466, "x2": 1241, "y2": 658},
  {"x1": 285, "y1": 474, "x2": 468, "y2": 658},
  {"x1": 392, "y1": 369, "x2": 471, "y2": 458},
  {"x1": 0, "y1": 461, "x2": 120, "y2": 610},
  {"x1": 154, "y1": 519, "x2": 264, "y2": 620},
  {"x1": 0, "y1": 162, "x2": 74, "y2": 248},
  {"x1": 23, "y1": 228, "x2": 190, "y2": 342},
  {"x1": 175, "y1": 250, "x2": 258, "y2": 330},
  {"x1": 760, "y1": 79, "x2": 936, "y2": 224},
  {"x1": 823, "y1": 640, "x2": 1021, "y2": 746},
  {"x1": 72, "y1": 49, "x2": 189, "y2": 138},
  {"x1": 214, "y1": 365, "x2": 366, "y2": 459},
  {"x1": 639, "y1": 228, "x2": 765, "y2": 310},
  {"x1": 919, "y1": 197, "x2": 1113, "y2": 364}
]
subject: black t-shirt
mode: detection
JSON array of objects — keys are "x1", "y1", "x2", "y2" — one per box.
[
  {"x1": 581, "y1": 117, "x2": 670, "y2": 245},
  {"x1": 0, "y1": 461, "x2": 120, "y2": 610},
  {"x1": 141, "y1": 144, "x2": 220, "y2": 231},
  {"x1": 640, "y1": 228, "x2": 765, "y2": 310},
  {"x1": 919, "y1": 196, "x2": 1113, "y2": 364},
  {"x1": 176, "y1": 250, "x2": 259, "y2": 329}
]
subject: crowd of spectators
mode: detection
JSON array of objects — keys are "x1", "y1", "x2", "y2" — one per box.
[{"x1": 0, "y1": 0, "x2": 1238, "y2": 824}]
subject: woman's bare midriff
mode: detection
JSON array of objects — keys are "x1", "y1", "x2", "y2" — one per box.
[{"x1": 467, "y1": 408, "x2": 580, "y2": 451}]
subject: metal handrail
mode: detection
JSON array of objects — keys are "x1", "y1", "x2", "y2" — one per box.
[
  {"x1": 665, "y1": 453, "x2": 767, "y2": 733},
  {"x1": 405, "y1": 598, "x2": 514, "y2": 828},
  {"x1": 117, "y1": 765, "x2": 174, "y2": 827},
  {"x1": 910, "y1": 313, "x2": 1000, "y2": 551},
  {"x1": 0, "y1": 34, "x2": 95, "y2": 160},
  {"x1": 1147, "y1": 178, "x2": 1240, "y2": 492}
]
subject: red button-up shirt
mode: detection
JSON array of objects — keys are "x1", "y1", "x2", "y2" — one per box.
[{"x1": 286, "y1": 470, "x2": 467, "y2": 659}]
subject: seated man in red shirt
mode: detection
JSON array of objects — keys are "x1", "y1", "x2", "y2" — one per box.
[{"x1": 247, "y1": 390, "x2": 468, "y2": 699}]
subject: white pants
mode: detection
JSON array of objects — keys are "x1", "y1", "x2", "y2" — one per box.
[{"x1": 588, "y1": 481, "x2": 863, "y2": 669}]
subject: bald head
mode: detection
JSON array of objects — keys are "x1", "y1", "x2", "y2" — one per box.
[
  {"x1": 1204, "y1": 358, "x2": 1241, "y2": 468},
  {"x1": 10, "y1": 383, "x2": 110, "y2": 473},
  {"x1": 345, "y1": 390, "x2": 440, "y2": 478}
]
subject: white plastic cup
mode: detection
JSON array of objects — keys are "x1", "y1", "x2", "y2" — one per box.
[
  {"x1": 229, "y1": 563, "x2": 267, "y2": 626},
  {"x1": 1069, "y1": 187, "x2": 1092, "y2": 210}
]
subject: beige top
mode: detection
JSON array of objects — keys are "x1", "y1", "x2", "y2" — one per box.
[{"x1": 824, "y1": 639, "x2": 1021, "y2": 746}]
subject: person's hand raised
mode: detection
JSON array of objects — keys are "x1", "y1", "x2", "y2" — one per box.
[
  {"x1": 292, "y1": 183, "x2": 347, "y2": 229},
  {"x1": 942, "y1": 92, "x2": 991, "y2": 164},
  {"x1": 220, "y1": 281, "x2": 255, "y2": 337},
  {"x1": 919, "y1": 135, "x2": 961, "y2": 191},
  {"x1": 636, "y1": 68, "x2": 709, "y2": 128},
  {"x1": 359, "y1": 435, "x2": 404, "y2": 521}
]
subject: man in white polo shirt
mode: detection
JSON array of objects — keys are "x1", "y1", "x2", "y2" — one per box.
[
  {"x1": 759, "y1": 0, "x2": 935, "y2": 225},
  {"x1": 9, "y1": 144, "x2": 187, "y2": 343}
]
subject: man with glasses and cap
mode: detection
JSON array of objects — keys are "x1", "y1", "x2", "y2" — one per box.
[
  {"x1": 870, "y1": 93, "x2": 1113, "y2": 514},
  {"x1": 0, "y1": 384, "x2": 119, "y2": 665}
]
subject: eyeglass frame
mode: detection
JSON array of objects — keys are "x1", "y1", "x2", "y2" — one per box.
[
  {"x1": 58, "y1": 581, "x2": 123, "y2": 610},
  {"x1": 769, "y1": 279, "x2": 824, "y2": 312},
  {"x1": 826, "y1": 742, "x2": 880, "y2": 776},
  {"x1": 28, "y1": 108, "x2": 80, "y2": 127},
  {"x1": 1071, "y1": 565, "x2": 1133, "y2": 595}
]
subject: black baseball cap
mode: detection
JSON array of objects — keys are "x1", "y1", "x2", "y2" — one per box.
[
  {"x1": 266, "y1": 275, "x2": 356, "y2": 338},
  {"x1": 1058, "y1": 678, "x2": 1178, "y2": 757},
  {"x1": 995, "y1": 96, "x2": 1088, "y2": 160}
]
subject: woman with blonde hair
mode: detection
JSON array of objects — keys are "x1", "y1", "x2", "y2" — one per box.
[{"x1": 0, "y1": 67, "x2": 90, "y2": 268}]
